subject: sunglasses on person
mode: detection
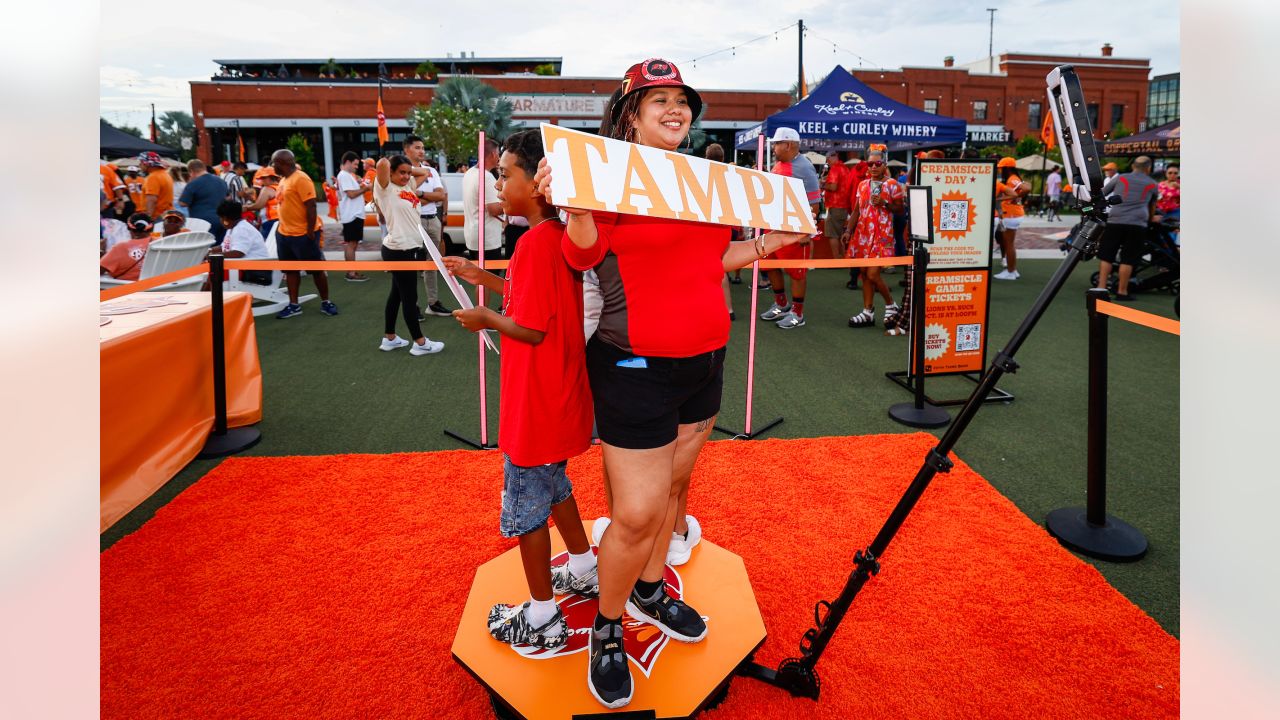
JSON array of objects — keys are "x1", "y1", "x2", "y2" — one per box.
[{"x1": 867, "y1": 160, "x2": 885, "y2": 167}]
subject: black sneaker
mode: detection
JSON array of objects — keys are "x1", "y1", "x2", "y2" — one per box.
[
  {"x1": 625, "y1": 587, "x2": 707, "y2": 643},
  {"x1": 588, "y1": 619, "x2": 632, "y2": 709},
  {"x1": 486, "y1": 602, "x2": 567, "y2": 650},
  {"x1": 1113, "y1": 293, "x2": 1136, "y2": 302},
  {"x1": 424, "y1": 301, "x2": 451, "y2": 316}
]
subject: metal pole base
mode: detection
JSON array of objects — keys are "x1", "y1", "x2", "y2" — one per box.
[
  {"x1": 1045, "y1": 507, "x2": 1148, "y2": 562},
  {"x1": 737, "y1": 657, "x2": 820, "y2": 700},
  {"x1": 713, "y1": 416, "x2": 784, "y2": 440},
  {"x1": 197, "y1": 426, "x2": 261, "y2": 459},
  {"x1": 888, "y1": 402, "x2": 951, "y2": 429},
  {"x1": 443, "y1": 429, "x2": 498, "y2": 451}
]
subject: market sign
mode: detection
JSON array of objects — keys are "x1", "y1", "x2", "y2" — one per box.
[
  {"x1": 966, "y1": 125, "x2": 1012, "y2": 144},
  {"x1": 540, "y1": 123, "x2": 818, "y2": 234},
  {"x1": 504, "y1": 94, "x2": 609, "y2": 118}
]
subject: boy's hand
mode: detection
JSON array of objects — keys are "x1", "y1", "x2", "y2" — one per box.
[
  {"x1": 452, "y1": 307, "x2": 493, "y2": 332},
  {"x1": 441, "y1": 256, "x2": 481, "y2": 283}
]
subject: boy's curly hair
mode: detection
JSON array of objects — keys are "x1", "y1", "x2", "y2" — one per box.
[{"x1": 502, "y1": 129, "x2": 544, "y2": 181}]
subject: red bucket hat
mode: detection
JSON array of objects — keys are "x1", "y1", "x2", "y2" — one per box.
[{"x1": 613, "y1": 58, "x2": 703, "y2": 121}]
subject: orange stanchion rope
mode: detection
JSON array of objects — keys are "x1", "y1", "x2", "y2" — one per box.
[
  {"x1": 759, "y1": 257, "x2": 912, "y2": 269},
  {"x1": 99, "y1": 263, "x2": 211, "y2": 301},
  {"x1": 223, "y1": 260, "x2": 510, "y2": 272},
  {"x1": 1096, "y1": 300, "x2": 1181, "y2": 336}
]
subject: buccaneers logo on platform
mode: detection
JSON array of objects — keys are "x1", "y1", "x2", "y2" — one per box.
[{"x1": 507, "y1": 552, "x2": 695, "y2": 677}]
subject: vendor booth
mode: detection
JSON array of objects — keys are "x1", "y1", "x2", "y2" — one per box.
[
  {"x1": 735, "y1": 66, "x2": 966, "y2": 152},
  {"x1": 1102, "y1": 120, "x2": 1180, "y2": 157}
]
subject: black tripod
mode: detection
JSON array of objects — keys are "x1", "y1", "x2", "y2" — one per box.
[{"x1": 738, "y1": 64, "x2": 1110, "y2": 698}]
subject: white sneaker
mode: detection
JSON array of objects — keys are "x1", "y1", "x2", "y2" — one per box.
[
  {"x1": 591, "y1": 517, "x2": 611, "y2": 546},
  {"x1": 759, "y1": 303, "x2": 791, "y2": 321},
  {"x1": 994, "y1": 270, "x2": 1018, "y2": 280},
  {"x1": 410, "y1": 338, "x2": 445, "y2": 355},
  {"x1": 666, "y1": 515, "x2": 702, "y2": 566},
  {"x1": 1011, "y1": 270, "x2": 1021, "y2": 279},
  {"x1": 379, "y1": 336, "x2": 410, "y2": 351},
  {"x1": 1001, "y1": 256, "x2": 1008, "y2": 268}
]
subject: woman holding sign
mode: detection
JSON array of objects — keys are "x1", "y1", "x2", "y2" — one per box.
[{"x1": 535, "y1": 58, "x2": 810, "y2": 709}]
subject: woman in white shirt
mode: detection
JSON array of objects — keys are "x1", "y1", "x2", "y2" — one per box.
[{"x1": 372, "y1": 154, "x2": 444, "y2": 355}]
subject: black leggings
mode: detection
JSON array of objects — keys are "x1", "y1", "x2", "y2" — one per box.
[{"x1": 382, "y1": 245, "x2": 424, "y2": 340}]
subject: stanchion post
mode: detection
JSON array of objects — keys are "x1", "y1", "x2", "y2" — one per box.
[
  {"x1": 1044, "y1": 288, "x2": 1147, "y2": 561},
  {"x1": 198, "y1": 252, "x2": 261, "y2": 458},
  {"x1": 889, "y1": 187, "x2": 949, "y2": 428}
]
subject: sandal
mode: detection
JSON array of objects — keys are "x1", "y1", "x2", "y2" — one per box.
[{"x1": 848, "y1": 308, "x2": 875, "y2": 328}]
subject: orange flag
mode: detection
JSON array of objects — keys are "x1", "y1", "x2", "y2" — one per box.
[
  {"x1": 237, "y1": 134, "x2": 246, "y2": 162},
  {"x1": 1041, "y1": 111, "x2": 1056, "y2": 150},
  {"x1": 376, "y1": 96, "x2": 389, "y2": 147}
]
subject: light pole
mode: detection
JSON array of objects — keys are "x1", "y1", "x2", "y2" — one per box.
[{"x1": 986, "y1": 8, "x2": 998, "y2": 73}]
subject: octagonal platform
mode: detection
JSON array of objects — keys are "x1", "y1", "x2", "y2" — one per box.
[{"x1": 452, "y1": 522, "x2": 766, "y2": 719}]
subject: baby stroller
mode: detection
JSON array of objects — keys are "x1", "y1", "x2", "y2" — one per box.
[{"x1": 1073, "y1": 218, "x2": 1180, "y2": 297}]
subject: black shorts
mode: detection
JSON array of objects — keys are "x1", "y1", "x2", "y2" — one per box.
[
  {"x1": 277, "y1": 232, "x2": 324, "y2": 261},
  {"x1": 1097, "y1": 224, "x2": 1148, "y2": 265},
  {"x1": 586, "y1": 335, "x2": 725, "y2": 449},
  {"x1": 341, "y1": 218, "x2": 364, "y2": 242}
]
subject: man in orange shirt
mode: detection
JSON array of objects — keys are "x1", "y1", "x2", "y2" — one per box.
[
  {"x1": 124, "y1": 167, "x2": 145, "y2": 213},
  {"x1": 100, "y1": 213, "x2": 155, "y2": 281},
  {"x1": 270, "y1": 148, "x2": 338, "y2": 318},
  {"x1": 100, "y1": 163, "x2": 128, "y2": 219},
  {"x1": 140, "y1": 152, "x2": 174, "y2": 218}
]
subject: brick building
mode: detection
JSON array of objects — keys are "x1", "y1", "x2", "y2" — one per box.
[
  {"x1": 190, "y1": 56, "x2": 791, "y2": 171},
  {"x1": 850, "y1": 44, "x2": 1152, "y2": 147}
]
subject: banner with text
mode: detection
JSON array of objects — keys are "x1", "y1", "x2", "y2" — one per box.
[
  {"x1": 914, "y1": 270, "x2": 989, "y2": 375},
  {"x1": 918, "y1": 159, "x2": 995, "y2": 270},
  {"x1": 541, "y1": 123, "x2": 818, "y2": 235}
]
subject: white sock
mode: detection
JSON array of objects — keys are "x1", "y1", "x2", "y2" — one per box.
[
  {"x1": 567, "y1": 550, "x2": 596, "y2": 577},
  {"x1": 526, "y1": 597, "x2": 560, "y2": 634}
]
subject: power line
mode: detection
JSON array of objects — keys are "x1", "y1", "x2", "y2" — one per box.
[
  {"x1": 803, "y1": 29, "x2": 881, "y2": 69},
  {"x1": 680, "y1": 21, "x2": 800, "y2": 67}
]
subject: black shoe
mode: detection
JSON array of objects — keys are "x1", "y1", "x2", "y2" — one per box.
[
  {"x1": 727, "y1": 273, "x2": 743, "y2": 285},
  {"x1": 846, "y1": 280, "x2": 859, "y2": 290},
  {"x1": 588, "y1": 619, "x2": 633, "y2": 709},
  {"x1": 625, "y1": 587, "x2": 707, "y2": 642},
  {"x1": 729, "y1": 311, "x2": 736, "y2": 321},
  {"x1": 1113, "y1": 293, "x2": 1136, "y2": 302},
  {"x1": 416, "y1": 307, "x2": 427, "y2": 321},
  {"x1": 424, "y1": 301, "x2": 451, "y2": 316}
]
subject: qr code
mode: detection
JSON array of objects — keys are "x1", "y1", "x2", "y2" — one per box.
[
  {"x1": 940, "y1": 200, "x2": 969, "y2": 231},
  {"x1": 956, "y1": 323, "x2": 981, "y2": 351}
]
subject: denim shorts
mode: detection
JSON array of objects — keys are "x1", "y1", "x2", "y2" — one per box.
[{"x1": 500, "y1": 455, "x2": 574, "y2": 537}]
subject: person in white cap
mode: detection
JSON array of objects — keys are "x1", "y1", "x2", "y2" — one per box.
[{"x1": 760, "y1": 127, "x2": 821, "y2": 329}]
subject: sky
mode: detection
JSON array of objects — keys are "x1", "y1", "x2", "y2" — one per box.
[{"x1": 100, "y1": 0, "x2": 1179, "y2": 131}]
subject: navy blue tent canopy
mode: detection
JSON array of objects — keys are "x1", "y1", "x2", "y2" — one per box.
[{"x1": 735, "y1": 66, "x2": 966, "y2": 152}]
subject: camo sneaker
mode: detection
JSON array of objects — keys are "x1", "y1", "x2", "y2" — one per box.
[
  {"x1": 486, "y1": 602, "x2": 566, "y2": 650},
  {"x1": 551, "y1": 561, "x2": 600, "y2": 598}
]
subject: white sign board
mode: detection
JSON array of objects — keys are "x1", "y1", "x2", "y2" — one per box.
[
  {"x1": 540, "y1": 123, "x2": 818, "y2": 235},
  {"x1": 505, "y1": 94, "x2": 610, "y2": 118},
  {"x1": 917, "y1": 160, "x2": 996, "y2": 269}
]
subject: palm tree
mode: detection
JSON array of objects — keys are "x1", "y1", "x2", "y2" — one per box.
[{"x1": 431, "y1": 77, "x2": 515, "y2": 141}]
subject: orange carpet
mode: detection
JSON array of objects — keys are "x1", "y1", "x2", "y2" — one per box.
[{"x1": 100, "y1": 434, "x2": 1178, "y2": 719}]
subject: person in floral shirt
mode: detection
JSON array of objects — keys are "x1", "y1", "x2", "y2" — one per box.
[
  {"x1": 843, "y1": 144, "x2": 904, "y2": 328},
  {"x1": 1156, "y1": 165, "x2": 1180, "y2": 245}
]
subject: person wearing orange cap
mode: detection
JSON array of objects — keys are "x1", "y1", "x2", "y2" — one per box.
[
  {"x1": 1102, "y1": 161, "x2": 1119, "y2": 181},
  {"x1": 993, "y1": 157, "x2": 1029, "y2": 280},
  {"x1": 534, "y1": 57, "x2": 811, "y2": 710},
  {"x1": 245, "y1": 167, "x2": 281, "y2": 238}
]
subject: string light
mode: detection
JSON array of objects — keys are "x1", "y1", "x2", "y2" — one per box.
[{"x1": 679, "y1": 21, "x2": 799, "y2": 65}]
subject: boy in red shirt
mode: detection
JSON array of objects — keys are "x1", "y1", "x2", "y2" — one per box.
[{"x1": 444, "y1": 129, "x2": 597, "y2": 650}]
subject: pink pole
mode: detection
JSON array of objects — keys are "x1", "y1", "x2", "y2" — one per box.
[
  {"x1": 476, "y1": 131, "x2": 489, "y2": 447},
  {"x1": 744, "y1": 133, "x2": 766, "y2": 435}
]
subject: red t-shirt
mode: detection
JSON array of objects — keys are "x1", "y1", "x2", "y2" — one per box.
[
  {"x1": 100, "y1": 237, "x2": 151, "y2": 280},
  {"x1": 500, "y1": 219, "x2": 593, "y2": 467},
  {"x1": 823, "y1": 162, "x2": 852, "y2": 209},
  {"x1": 845, "y1": 162, "x2": 869, "y2": 208},
  {"x1": 562, "y1": 212, "x2": 730, "y2": 357}
]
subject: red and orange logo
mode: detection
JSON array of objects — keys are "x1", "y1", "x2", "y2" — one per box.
[{"x1": 933, "y1": 190, "x2": 977, "y2": 240}]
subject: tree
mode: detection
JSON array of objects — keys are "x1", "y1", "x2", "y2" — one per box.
[
  {"x1": 415, "y1": 61, "x2": 440, "y2": 79},
  {"x1": 157, "y1": 110, "x2": 195, "y2": 160},
  {"x1": 104, "y1": 117, "x2": 143, "y2": 138},
  {"x1": 286, "y1": 133, "x2": 321, "y2": 180},
  {"x1": 409, "y1": 102, "x2": 487, "y2": 167},
  {"x1": 431, "y1": 76, "x2": 516, "y2": 141},
  {"x1": 788, "y1": 72, "x2": 829, "y2": 103},
  {"x1": 1015, "y1": 133, "x2": 1041, "y2": 158},
  {"x1": 533, "y1": 63, "x2": 557, "y2": 76},
  {"x1": 318, "y1": 58, "x2": 343, "y2": 77},
  {"x1": 1109, "y1": 121, "x2": 1133, "y2": 140}
]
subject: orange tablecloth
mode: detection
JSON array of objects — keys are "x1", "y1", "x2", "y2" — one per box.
[{"x1": 100, "y1": 293, "x2": 262, "y2": 532}]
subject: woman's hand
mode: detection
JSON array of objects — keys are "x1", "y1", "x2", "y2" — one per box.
[
  {"x1": 533, "y1": 157, "x2": 589, "y2": 217},
  {"x1": 452, "y1": 307, "x2": 495, "y2": 332},
  {"x1": 441, "y1": 256, "x2": 481, "y2": 284},
  {"x1": 771, "y1": 231, "x2": 814, "y2": 248}
]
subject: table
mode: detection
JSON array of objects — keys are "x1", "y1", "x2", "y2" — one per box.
[{"x1": 100, "y1": 293, "x2": 262, "y2": 532}]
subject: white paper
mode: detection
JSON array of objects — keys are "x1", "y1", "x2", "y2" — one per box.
[{"x1": 414, "y1": 221, "x2": 499, "y2": 354}]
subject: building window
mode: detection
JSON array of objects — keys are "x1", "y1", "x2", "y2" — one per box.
[
  {"x1": 973, "y1": 100, "x2": 988, "y2": 121},
  {"x1": 1028, "y1": 102, "x2": 1042, "y2": 130},
  {"x1": 1111, "y1": 103, "x2": 1125, "y2": 129},
  {"x1": 923, "y1": 98, "x2": 938, "y2": 114},
  {"x1": 1087, "y1": 103, "x2": 1099, "y2": 131}
]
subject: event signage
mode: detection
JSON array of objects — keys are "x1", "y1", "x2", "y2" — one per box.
[
  {"x1": 504, "y1": 94, "x2": 610, "y2": 118},
  {"x1": 918, "y1": 159, "x2": 996, "y2": 270},
  {"x1": 795, "y1": 120, "x2": 940, "y2": 139},
  {"x1": 966, "y1": 125, "x2": 1012, "y2": 144},
  {"x1": 540, "y1": 123, "x2": 819, "y2": 235},
  {"x1": 918, "y1": 270, "x2": 990, "y2": 375}
]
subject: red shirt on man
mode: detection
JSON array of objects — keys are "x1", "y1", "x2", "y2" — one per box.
[
  {"x1": 824, "y1": 162, "x2": 851, "y2": 209},
  {"x1": 845, "y1": 160, "x2": 869, "y2": 209},
  {"x1": 501, "y1": 219, "x2": 593, "y2": 467}
]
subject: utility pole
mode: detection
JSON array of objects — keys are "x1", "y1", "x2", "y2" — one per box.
[
  {"x1": 986, "y1": 8, "x2": 997, "y2": 73},
  {"x1": 797, "y1": 19, "x2": 805, "y2": 99}
]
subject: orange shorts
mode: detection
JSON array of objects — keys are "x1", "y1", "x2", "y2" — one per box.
[{"x1": 767, "y1": 240, "x2": 811, "y2": 281}]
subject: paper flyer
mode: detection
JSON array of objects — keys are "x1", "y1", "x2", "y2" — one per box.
[{"x1": 413, "y1": 221, "x2": 499, "y2": 354}]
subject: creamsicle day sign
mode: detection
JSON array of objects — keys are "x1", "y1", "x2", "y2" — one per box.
[{"x1": 539, "y1": 123, "x2": 818, "y2": 235}]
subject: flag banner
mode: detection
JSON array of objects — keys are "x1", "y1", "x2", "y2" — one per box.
[
  {"x1": 377, "y1": 96, "x2": 389, "y2": 147},
  {"x1": 237, "y1": 135, "x2": 245, "y2": 163},
  {"x1": 540, "y1": 123, "x2": 818, "y2": 235},
  {"x1": 1041, "y1": 112, "x2": 1056, "y2": 150}
]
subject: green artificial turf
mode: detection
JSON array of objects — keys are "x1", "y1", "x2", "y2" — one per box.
[{"x1": 102, "y1": 259, "x2": 1180, "y2": 636}]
